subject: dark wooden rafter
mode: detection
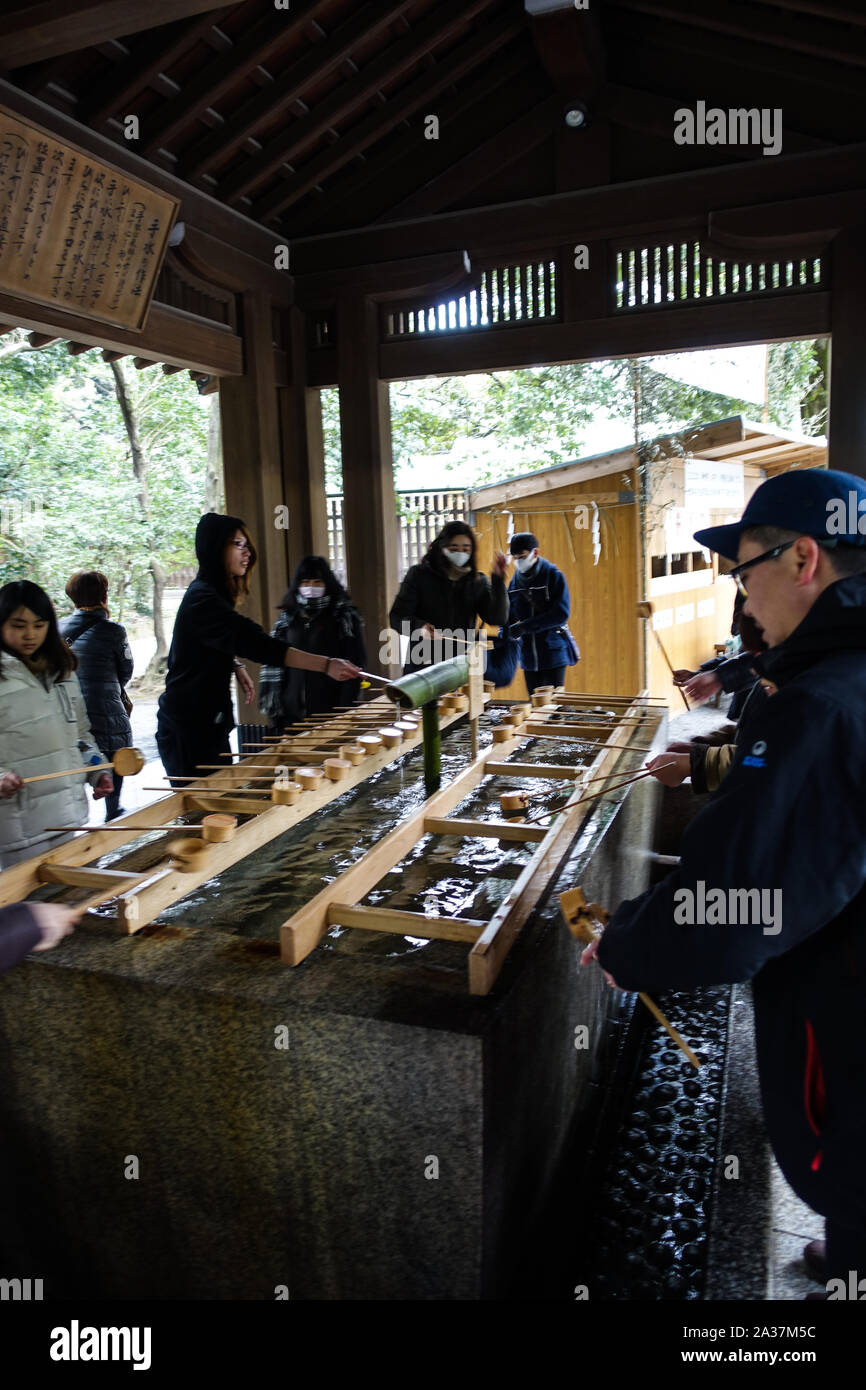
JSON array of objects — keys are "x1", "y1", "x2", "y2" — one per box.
[
  {"x1": 707, "y1": 189, "x2": 866, "y2": 251},
  {"x1": 288, "y1": 141, "x2": 866, "y2": 272},
  {"x1": 217, "y1": 0, "x2": 501, "y2": 205},
  {"x1": 527, "y1": 0, "x2": 610, "y2": 191},
  {"x1": 252, "y1": 12, "x2": 524, "y2": 223},
  {"x1": 755, "y1": 0, "x2": 866, "y2": 25},
  {"x1": 183, "y1": 0, "x2": 417, "y2": 179},
  {"x1": 294, "y1": 250, "x2": 472, "y2": 311},
  {"x1": 610, "y1": 5, "x2": 866, "y2": 103},
  {"x1": 287, "y1": 44, "x2": 531, "y2": 236},
  {"x1": 380, "y1": 95, "x2": 560, "y2": 224},
  {"x1": 613, "y1": 0, "x2": 866, "y2": 69},
  {"x1": 0, "y1": 0, "x2": 239, "y2": 69},
  {"x1": 139, "y1": 3, "x2": 328, "y2": 157},
  {"x1": 81, "y1": 10, "x2": 226, "y2": 127},
  {"x1": 375, "y1": 293, "x2": 831, "y2": 382},
  {"x1": 2, "y1": 291, "x2": 242, "y2": 376}
]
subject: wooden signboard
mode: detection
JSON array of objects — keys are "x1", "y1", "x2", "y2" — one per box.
[{"x1": 0, "y1": 104, "x2": 179, "y2": 331}]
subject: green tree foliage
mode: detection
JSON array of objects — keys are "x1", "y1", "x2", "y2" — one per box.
[
  {"x1": 0, "y1": 334, "x2": 212, "y2": 624},
  {"x1": 322, "y1": 342, "x2": 827, "y2": 488}
]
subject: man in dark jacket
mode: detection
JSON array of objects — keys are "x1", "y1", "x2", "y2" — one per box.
[
  {"x1": 588, "y1": 468, "x2": 866, "y2": 1293},
  {"x1": 507, "y1": 533, "x2": 579, "y2": 694}
]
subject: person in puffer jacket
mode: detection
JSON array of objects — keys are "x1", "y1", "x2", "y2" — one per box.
[
  {"x1": 0, "y1": 581, "x2": 113, "y2": 868},
  {"x1": 59, "y1": 571, "x2": 133, "y2": 821}
]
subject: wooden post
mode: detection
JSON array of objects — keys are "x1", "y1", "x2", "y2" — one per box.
[
  {"x1": 278, "y1": 304, "x2": 329, "y2": 571},
  {"x1": 219, "y1": 289, "x2": 289, "y2": 631},
  {"x1": 336, "y1": 293, "x2": 399, "y2": 671},
  {"x1": 828, "y1": 227, "x2": 866, "y2": 479}
]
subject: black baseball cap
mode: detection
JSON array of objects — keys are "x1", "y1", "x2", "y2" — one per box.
[{"x1": 694, "y1": 468, "x2": 866, "y2": 561}]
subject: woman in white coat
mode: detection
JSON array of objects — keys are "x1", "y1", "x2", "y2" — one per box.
[{"x1": 0, "y1": 581, "x2": 113, "y2": 868}]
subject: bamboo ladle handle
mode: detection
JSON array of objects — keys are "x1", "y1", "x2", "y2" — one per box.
[{"x1": 21, "y1": 746, "x2": 145, "y2": 785}]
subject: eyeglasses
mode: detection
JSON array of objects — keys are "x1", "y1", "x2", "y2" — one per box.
[
  {"x1": 230, "y1": 540, "x2": 251, "y2": 553},
  {"x1": 726, "y1": 541, "x2": 796, "y2": 597}
]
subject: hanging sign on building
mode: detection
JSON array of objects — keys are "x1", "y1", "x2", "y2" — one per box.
[
  {"x1": 683, "y1": 458, "x2": 745, "y2": 510},
  {"x1": 0, "y1": 104, "x2": 179, "y2": 331}
]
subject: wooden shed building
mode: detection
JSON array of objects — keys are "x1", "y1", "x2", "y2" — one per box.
[{"x1": 470, "y1": 415, "x2": 827, "y2": 702}]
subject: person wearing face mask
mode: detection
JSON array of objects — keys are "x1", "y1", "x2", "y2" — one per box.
[
  {"x1": 157, "y1": 517, "x2": 361, "y2": 782},
  {"x1": 258, "y1": 557, "x2": 365, "y2": 732},
  {"x1": 389, "y1": 521, "x2": 508, "y2": 673},
  {"x1": 507, "y1": 533, "x2": 579, "y2": 695}
]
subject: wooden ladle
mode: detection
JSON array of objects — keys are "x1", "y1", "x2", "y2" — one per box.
[{"x1": 21, "y1": 746, "x2": 146, "y2": 785}]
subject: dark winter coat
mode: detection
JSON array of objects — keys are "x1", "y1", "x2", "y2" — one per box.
[
  {"x1": 0, "y1": 903, "x2": 42, "y2": 974},
  {"x1": 258, "y1": 594, "x2": 365, "y2": 726},
  {"x1": 158, "y1": 513, "x2": 289, "y2": 738},
  {"x1": 389, "y1": 558, "x2": 508, "y2": 672},
  {"x1": 597, "y1": 573, "x2": 866, "y2": 1228},
  {"x1": 507, "y1": 556, "x2": 578, "y2": 672},
  {"x1": 59, "y1": 608, "x2": 133, "y2": 755}
]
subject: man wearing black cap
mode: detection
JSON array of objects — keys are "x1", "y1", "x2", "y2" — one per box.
[
  {"x1": 583, "y1": 468, "x2": 866, "y2": 1297},
  {"x1": 507, "y1": 533, "x2": 579, "y2": 695}
]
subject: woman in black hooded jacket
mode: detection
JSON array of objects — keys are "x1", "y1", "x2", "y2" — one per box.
[{"x1": 156, "y1": 514, "x2": 360, "y2": 781}]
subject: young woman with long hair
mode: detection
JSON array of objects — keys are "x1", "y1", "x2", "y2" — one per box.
[
  {"x1": 156, "y1": 514, "x2": 360, "y2": 781},
  {"x1": 388, "y1": 520, "x2": 508, "y2": 672},
  {"x1": 0, "y1": 580, "x2": 113, "y2": 868}
]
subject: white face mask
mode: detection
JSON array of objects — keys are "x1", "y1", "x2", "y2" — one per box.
[
  {"x1": 515, "y1": 553, "x2": 538, "y2": 574},
  {"x1": 443, "y1": 548, "x2": 470, "y2": 567},
  {"x1": 299, "y1": 585, "x2": 325, "y2": 599}
]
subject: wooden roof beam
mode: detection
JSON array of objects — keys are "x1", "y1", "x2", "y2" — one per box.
[
  {"x1": 184, "y1": 0, "x2": 415, "y2": 180},
  {"x1": 2, "y1": 292, "x2": 241, "y2": 376},
  {"x1": 755, "y1": 0, "x2": 866, "y2": 27},
  {"x1": 0, "y1": 1, "x2": 238, "y2": 69},
  {"x1": 288, "y1": 141, "x2": 866, "y2": 274},
  {"x1": 81, "y1": 11, "x2": 225, "y2": 128},
  {"x1": 27, "y1": 332, "x2": 58, "y2": 348},
  {"x1": 381, "y1": 95, "x2": 560, "y2": 224},
  {"x1": 613, "y1": 0, "x2": 866, "y2": 69},
  {"x1": 140, "y1": 6, "x2": 323, "y2": 157},
  {"x1": 611, "y1": 5, "x2": 866, "y2": 104},
  {"x1": 252, "y1": 13, "x2": 524, "y2": 223},
  {"x1": 287, "y1": 45, "x2": 530, "y2": 237},
  {"x1": 218, "y1": 0, "x2": 498, "y2": 204}
]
